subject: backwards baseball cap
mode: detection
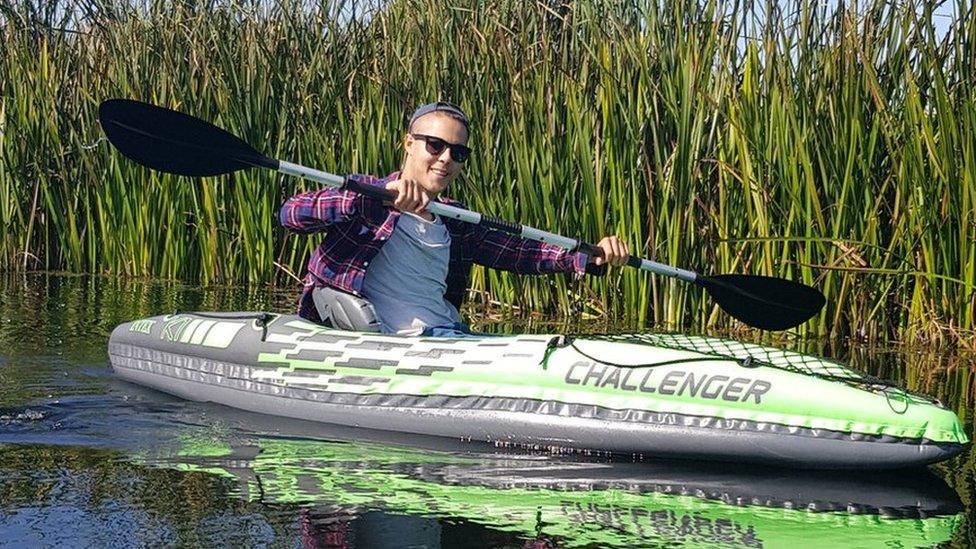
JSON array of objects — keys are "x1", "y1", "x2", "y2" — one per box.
[{"x1": 409, "y1": 101, "x2": 470, "y2": 132}]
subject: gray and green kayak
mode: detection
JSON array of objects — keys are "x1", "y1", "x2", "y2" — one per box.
[{"x1": 108, "y1": 312, "x2": 968, "y2": 469}]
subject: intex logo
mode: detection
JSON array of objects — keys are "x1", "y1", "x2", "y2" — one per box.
[
  {"x1": 159, "y1": 315, "x2": 244, "y2": 349},
  {"x1": 564, "y1": 361, "x2": 772, "y2": 404},
  {"x1": 128, "y1": 319, "x2": 156, "y2": 334}
]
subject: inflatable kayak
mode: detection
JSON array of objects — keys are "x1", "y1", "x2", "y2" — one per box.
[{"x1": 108, "y1": 312, "x2": 969, "y2": 469}]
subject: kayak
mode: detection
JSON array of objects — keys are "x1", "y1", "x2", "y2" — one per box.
[{"x1": 108, "y1": 311, "x2": 969, "y2": 469}]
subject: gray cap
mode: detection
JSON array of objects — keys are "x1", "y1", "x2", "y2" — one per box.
[{"x1": 409, "y1": 101, "x2": 470, "y2": 132}]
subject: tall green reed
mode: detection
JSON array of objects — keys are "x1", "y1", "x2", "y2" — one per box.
[{"x1": 1, "y1": 0, "x2": 973, "y2": 343}]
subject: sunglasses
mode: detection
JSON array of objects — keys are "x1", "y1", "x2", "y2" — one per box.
[{"x1": 411, "y1": 134, "x2": 472, "y2": 163}]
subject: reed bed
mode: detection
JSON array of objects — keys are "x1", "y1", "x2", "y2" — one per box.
[{"x1": 1, "y1": 0, "x2": 973, "y2": 343}]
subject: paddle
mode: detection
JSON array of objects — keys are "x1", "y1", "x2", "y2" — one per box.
[{"x1": 98, "y1": 99, "x2": 826, "y2": 330}]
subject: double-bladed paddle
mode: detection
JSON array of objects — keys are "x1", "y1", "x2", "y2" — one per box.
[{"x1": 97, "y1": 98, "x2": 826, "y2": 330}]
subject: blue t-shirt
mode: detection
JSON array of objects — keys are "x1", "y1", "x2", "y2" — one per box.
[{"x1": 362, "y1": 212, "x2": 461, "y2": 334}]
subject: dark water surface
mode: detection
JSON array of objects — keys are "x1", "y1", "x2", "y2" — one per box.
[{"x1": 1, "y1": 273, "x2": 974, "y2": 548}]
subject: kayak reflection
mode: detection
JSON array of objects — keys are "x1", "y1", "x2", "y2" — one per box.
[{"x1": 138, "y1": 409, "x2": 962, "y2": 549}]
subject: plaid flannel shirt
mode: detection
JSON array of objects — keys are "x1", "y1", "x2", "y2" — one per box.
[{"x1": 279, "y1": 172, "x2": 601, "y2": 322}]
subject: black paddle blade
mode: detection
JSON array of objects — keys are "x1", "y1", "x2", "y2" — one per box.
[
  {"x1": 98, "y1": 99, "x2": 277, "y2": 176},
  {"x1": 697, "y1": 274, "x2": 826, "y2": 331}
]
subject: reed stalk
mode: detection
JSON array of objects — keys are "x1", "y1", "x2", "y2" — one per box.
[{"x1": 1, "y1": 0, "x2": 973, "y2": 343}]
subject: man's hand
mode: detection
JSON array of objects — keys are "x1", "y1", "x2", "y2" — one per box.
[
  {"x1": 590, "y1": 236, "x2": 630, "y2": 266},
  {"x1": 385, "y1": 179, "x2": 433, "y2": 220}
]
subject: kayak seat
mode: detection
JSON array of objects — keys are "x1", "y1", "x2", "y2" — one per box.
[{"x1": 312, "y1": 286, "x2": 381, "y2": 332}]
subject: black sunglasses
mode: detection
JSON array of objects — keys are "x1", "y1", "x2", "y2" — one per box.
[{"x1": 411, "y1": 134, "x2": 472, "y2": 163}]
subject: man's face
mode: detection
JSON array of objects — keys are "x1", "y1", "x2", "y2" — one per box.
[{"x1": 402, "y1": 113, "x2": 469, "y2": 196}]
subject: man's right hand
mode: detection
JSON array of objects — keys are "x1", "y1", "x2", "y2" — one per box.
[{"x1": 385, "y1": 179, "x2": 433, "y2": 220}]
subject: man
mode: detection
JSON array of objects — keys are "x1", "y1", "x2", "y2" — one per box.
[{"x1": 280, "y1": 102, "x2": 629, "y2": 336}]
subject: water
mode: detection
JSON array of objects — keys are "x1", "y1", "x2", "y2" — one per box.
[{"x1": 1, "y1": 273, "x2": 973, "y2": 548}]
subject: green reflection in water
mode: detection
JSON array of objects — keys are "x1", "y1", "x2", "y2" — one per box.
[{"x1": 141, "y1": 433, "x2": 963, "y2": 549}]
